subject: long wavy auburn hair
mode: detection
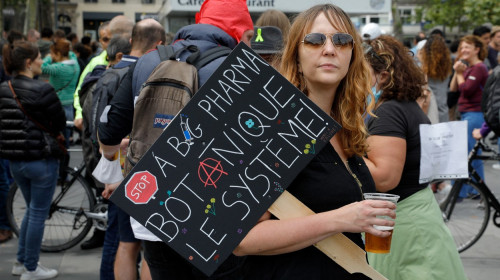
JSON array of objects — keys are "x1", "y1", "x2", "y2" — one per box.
[
  {"x1": 421, "y1": 34, "x2": 452, "y2": 81},
  {"x1": 279, "y1": 4, "x2": 373, "y2": 157}
]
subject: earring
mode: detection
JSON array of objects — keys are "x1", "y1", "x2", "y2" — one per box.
[{"x1": 29, "y1": 66, "x2": 32, "y2": 71}]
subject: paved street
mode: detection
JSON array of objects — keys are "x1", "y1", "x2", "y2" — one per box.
[
  {"x1": 1, "y1": 141, "x2": 500, "y2": 279},
  {"x1": 457, "y1": 143, "x2": 500, "y2": 280}
]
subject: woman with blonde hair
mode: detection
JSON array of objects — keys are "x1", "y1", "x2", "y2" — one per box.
[
  {"x1": 255, "y1": 9, "x2": 291, "y2": 41},
  {"x1": 236, "y1": 4, "x2": 395, "y2": 279}
]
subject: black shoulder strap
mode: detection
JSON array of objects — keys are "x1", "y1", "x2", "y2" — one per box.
[
  {"x1": 192, "y1": 46, "x2": 232, "y2": 70},
  {"x1": 156, "y1": 45, "x2": 175, "y2": 61}
]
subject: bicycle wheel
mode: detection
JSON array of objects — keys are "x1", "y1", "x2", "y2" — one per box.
[
  {"x1": 7, "y1": 167, "x2": 96, "y2": 252},
  {"x1": 440, "y1": 179, "x2": 490, "y2": 253}
]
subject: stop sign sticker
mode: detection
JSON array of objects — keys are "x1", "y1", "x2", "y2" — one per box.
[{"x1": 125, "y1": 171, "x2": 158, "y2": 204}]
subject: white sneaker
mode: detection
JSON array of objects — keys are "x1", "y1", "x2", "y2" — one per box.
[
  {"x1": 492, "y1": 163, "x2": 500, "y2": 170},
  {"x1": 20, "y1": 263, "x2": 58, "y2": 280},
  {"x1": 12, "y1": 261, "x2": 25, "y2": 275}
]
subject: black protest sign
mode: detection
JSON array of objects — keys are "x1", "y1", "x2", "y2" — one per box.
[{"x1": 110, "y1": 42, "x2": 341, "y2": 276}]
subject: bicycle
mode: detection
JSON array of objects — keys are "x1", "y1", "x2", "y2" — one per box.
[
  {"x1": 6, "y1": 123, "x2": 108, "y2": 252},
  {"x1": 437, "y1": 139, "x2": 500, "y2": 253}
]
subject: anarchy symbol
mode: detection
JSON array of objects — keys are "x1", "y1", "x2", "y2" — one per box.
[{"x1": 198, "y1": 158, "x2": 228, "y2": 189}]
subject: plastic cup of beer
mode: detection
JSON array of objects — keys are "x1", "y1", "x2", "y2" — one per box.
[{"x1": 363, "y1": 193, "x2": 399, "y2": 254}]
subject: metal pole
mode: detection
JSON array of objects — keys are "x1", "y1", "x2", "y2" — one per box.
[{"x1": 54, "y1": 0, "x2": 58, "y2": 30}]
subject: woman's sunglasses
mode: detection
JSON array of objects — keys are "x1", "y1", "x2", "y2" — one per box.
[
  {"x1": 362, "y1": 43, "x2": 385, "y2": 65},
  {"x1": 301, "y1": 33, "x2": 354, "y2": 49}
]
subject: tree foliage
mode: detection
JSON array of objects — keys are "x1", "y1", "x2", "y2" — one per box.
[
  {"x1": 424, "y1": 0, "x2": 500, "y2": 34},
  {"x1": 463, "y1": 0, "x2": 500, "y2": 26},
  {"x1": 392, "y1": 0, "x2": 403, "y2": 41}
]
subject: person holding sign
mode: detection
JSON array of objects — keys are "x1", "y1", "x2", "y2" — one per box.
[
  {"x1": 98, "y1": 0, "x2": 254, "y2": 279},
  {"x1": 363, "y1": 35, "x2": 467, "y2": 280},
  {"x1": 234, "y1": 5, "x2": 396, "y2": 279}
]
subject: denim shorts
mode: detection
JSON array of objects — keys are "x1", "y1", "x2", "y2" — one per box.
[{"x1": 116, "y1": 206, "x2": 139, "y2": 243}]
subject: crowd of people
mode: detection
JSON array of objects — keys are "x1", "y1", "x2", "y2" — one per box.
[{"x1": 0, "y1": 0, "x2": 499, "y2": 279}]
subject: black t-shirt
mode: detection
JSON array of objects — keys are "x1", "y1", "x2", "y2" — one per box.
[
  {"x1": 366, "y1": 100, "x2": 430, "y2": 201},
  {"x1": 243, "y1": 143, "x2": 375, "y2": 280}
]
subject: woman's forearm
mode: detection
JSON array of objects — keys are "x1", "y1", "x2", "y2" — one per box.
[
  {"x1": 234, "y1": 200, "x2": 396, "y2": 256},
  {"x1": 234, "y1": 211, "x2": 337, "y2": 256},
  {"x1": 449, "y1": 73, "x2": 458, "y2": 92}
]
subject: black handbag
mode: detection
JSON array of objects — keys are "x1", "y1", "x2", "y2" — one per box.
[{"x1": 8, "y1": 80, "x2": 67, "y2": 158}]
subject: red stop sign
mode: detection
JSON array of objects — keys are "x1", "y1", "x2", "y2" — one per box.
[{"x1": 125, "y1": 171, "x2": 158, "y2": 204}]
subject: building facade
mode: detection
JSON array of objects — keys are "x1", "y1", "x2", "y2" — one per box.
[
  {"x1": 59, "y1": 0, "x2": 163, "y2": 40},
  {"x1": 56, "y1": 0, "x2": 392, "y2": 40}
]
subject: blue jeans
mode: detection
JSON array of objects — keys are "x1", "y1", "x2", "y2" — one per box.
[
  {"x1": 460, "y1": 112, "x2": 484, "y2": 197},
  {"x1": 63, "y1": 104, "x2": 74, "y2": 148},
  {"x1": 100, "y1": 202, "x2": 119, "y2": 280},
  {"x1": 10, "y1": 158, "x2": 59, "y2": 271},
  {"x1": 0, "y1": 159, "x2": 14, "y2": 230}
]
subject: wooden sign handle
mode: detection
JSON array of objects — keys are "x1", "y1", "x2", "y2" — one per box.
[{"x1": 268, "y1": 191, "x2": 388, "y2": 280}]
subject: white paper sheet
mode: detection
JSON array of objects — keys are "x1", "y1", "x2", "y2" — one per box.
[{"x1": 419, "y1": 121, "x2": 469, "y2": 183}]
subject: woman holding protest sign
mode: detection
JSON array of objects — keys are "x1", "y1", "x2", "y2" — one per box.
[
  {"x1": 362, "y1": 35, "x2": 467, "y2": 280},
  {"x1": 235, "y1": 4, "x2": 396, "y2": 279}
]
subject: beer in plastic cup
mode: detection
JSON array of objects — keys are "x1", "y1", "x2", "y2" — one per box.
[{"x1": 363, "y1": 193, "x2": 399, "y2": 254}]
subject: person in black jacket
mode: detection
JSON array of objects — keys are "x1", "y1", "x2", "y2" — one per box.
[{"x1": 0, "y1": 41, "x2": 65, "y2": 280}]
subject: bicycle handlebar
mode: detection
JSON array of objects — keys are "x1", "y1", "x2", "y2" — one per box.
[{"x1": 471, "y1": 139, "x2": 500, "y2": 162}]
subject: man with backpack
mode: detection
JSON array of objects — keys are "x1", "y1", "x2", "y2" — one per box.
[
  {"x1": 78, "y1": 16, "x2": 134, "y2": 252},
  {"x1": 73, "y1": 16, "x2": 135, "y2": 132},
  {"x1": 97, "y1": 0, "x2": 253, "y2": 278},
  {"x1": 91, "y1": 18, "x2": 166, "y2": 280},
  {"x1": 80, "y1": 35, "x2": 131, "y2": 280}
]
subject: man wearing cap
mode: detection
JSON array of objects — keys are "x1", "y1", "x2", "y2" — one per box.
[
  {"x1": 251, "y1": 26, "x2": 284, "y2": 65},
  {"x1": 361, "y1": 22, "x2": 382, "y2": 41},
  {"x1": 97, "y1": 0, "x2": 253, "y2": 278}
]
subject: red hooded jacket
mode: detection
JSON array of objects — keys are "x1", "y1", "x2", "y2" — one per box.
[{"x1": 195, "y1": 0, "x2": 253, "y2": 43}]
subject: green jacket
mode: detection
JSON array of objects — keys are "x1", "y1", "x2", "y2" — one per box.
[{"x1": 42, "y1": 54, "x2": 80, "y2": 106}]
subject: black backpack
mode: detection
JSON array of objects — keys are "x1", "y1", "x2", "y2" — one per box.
[
  {"x1": 125, "y1": 45, "x2": 231, "y2": 174},
  {"x1": 79, "y1": 65, "x2": 107, "y2": 187},
  {"x1": 89, "y1": 66, "x2": 130, "y2": 148},
  {"x1": 481, "y1": 66, "x2": 500, "y2": 136}
]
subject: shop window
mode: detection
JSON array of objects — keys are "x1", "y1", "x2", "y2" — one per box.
[{"x1": 400, "y1": 9, "x2": 413, "y2": 25}]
